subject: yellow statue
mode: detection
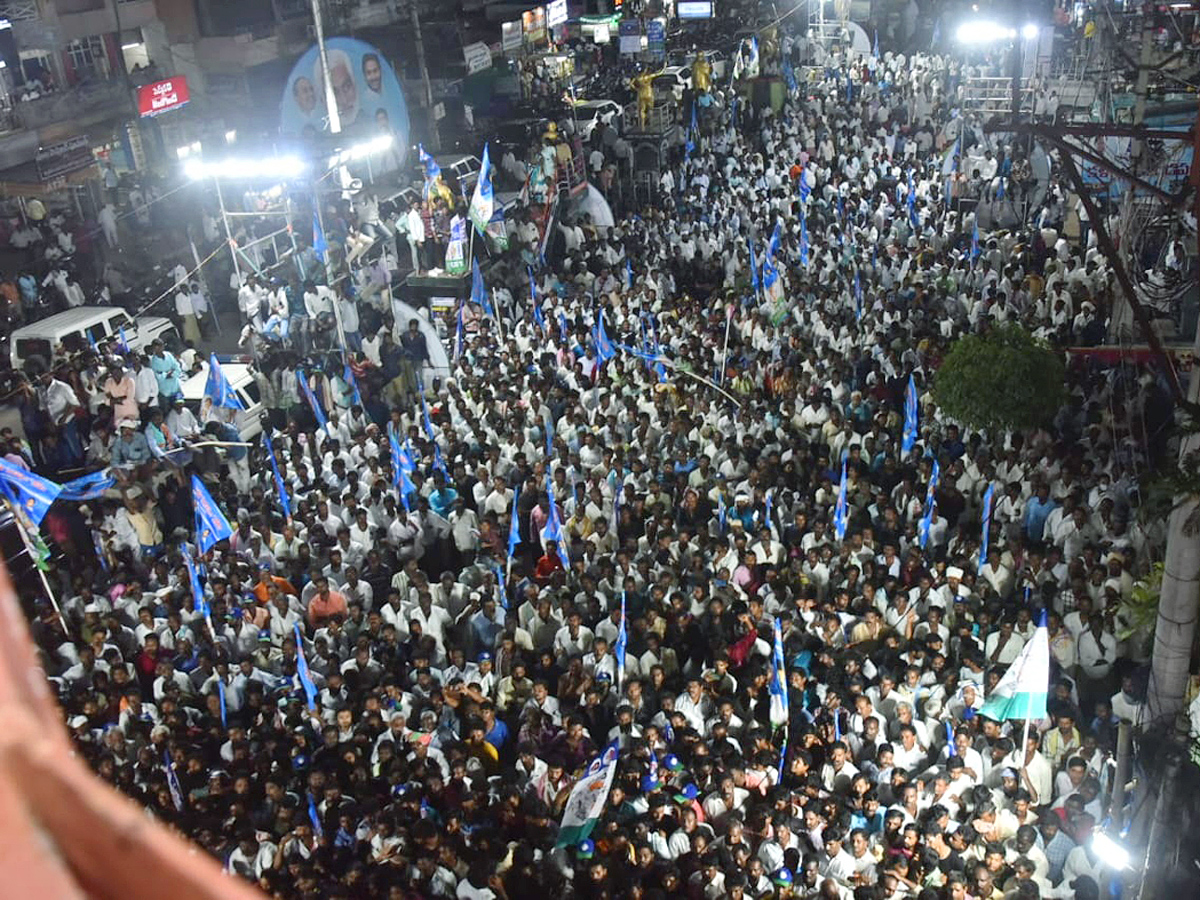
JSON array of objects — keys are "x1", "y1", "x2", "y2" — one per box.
[
  {"x1": 542, "y1": 121, "x2": 560, "y2": 145},
  {"x1": 427, "y1": 173, "x2": 453, "y2": 210},
  {"x1": 692, "y1": 53, "x2": 712, "y2": 94},
  {"x1": 630, "y1": 69, "x2": 661, "y2": 129},
  {"x1": 760, "y1": 26, "x2": 779, "y2": 65}
]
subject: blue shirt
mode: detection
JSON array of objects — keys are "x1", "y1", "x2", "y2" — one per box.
[
  {"x1": 485, "y1": 719, "x2": 510, "y2": 750},
  {"x1": 151, "y1": 352, "x2": 183, "y2": 398},
  {"x1": 1023, "y1": 495, "x2": 1057, "y2": 540}
]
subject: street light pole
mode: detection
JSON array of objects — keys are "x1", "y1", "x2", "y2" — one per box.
[{"x1": 311, "y1": 0, "x2": 342, "y2": 136}]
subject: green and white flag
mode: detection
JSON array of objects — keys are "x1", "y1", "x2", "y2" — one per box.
[
  {"x1": 554, "y1": 741, "x2": 620, "y2": 848},
  {"x1": 979, "y1": 611, "x2": 1049, "y2": 722}
]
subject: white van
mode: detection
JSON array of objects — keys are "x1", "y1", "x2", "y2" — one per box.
[
  {"x1": 9, "y1": 306, "x2": 179, "y2": 371},
  {"x1": 180, "y1": 361, "x2": 266, "y2": 441}
]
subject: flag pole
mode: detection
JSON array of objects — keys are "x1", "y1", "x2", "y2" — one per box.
[
  {"x1": 492, "y1": 287, "x2": 505, "y2": 341},
  {"x1": 3, "y1": 496, "x2": 67, "y2": 634},
  {"x1": 719, "y1": 302, "x2": 734, "y2": 386}
]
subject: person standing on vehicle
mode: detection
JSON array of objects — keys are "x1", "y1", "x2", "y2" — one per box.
[
  {"x1": 148, "y1": 340, "x2": 183, "y2": 407},
  {"x1": 405, "y1": 202, "x2": 426, "y2": 273},
  {"x1": 175, "y1": 283, "x2": 201, "y2": 345},
  {"x1": 37, "y1": 369, "x2": 84, "y2": 465},
  {"x1": 204, "y1": 420, "x2": 251, "y2": 494}
]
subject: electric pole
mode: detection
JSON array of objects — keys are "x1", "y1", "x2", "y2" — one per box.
[{"x1": 408, "y1": 0, "x2": 439, "y2": 152}]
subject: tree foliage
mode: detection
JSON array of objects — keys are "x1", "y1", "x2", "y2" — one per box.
[{"x1": 932, "y1": 325, "x2": 1066, "y2": 432}]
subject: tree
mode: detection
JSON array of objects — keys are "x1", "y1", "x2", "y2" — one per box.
[{"x1": 932, "y1": 325, "x2": 1066, "y2": 432}]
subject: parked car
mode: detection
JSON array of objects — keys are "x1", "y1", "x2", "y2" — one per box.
[
  {"x1": 180, "y1": 361, "x2": 265, "y2": 441},
  {"x1": 654, "y1": 66, "x2": 693, "y2": 103},
  {"x1": 9, "y1": 306, "x2": 178, "y2": 372},
  {"x1": 569, "y1": 99, "x2": 624, "y2": 139}
]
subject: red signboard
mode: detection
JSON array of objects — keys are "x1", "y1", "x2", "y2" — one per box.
[{"x1": 137, "y1": 77, "x2": 190, "y2": 118}]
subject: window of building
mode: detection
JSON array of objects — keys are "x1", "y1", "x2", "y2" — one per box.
[{"x1": 66, "y1": 36, "x2": 109, "y2": 80}]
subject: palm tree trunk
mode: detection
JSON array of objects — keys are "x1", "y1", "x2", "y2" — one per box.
[{"x1": 1146, "y1": 323, "x2": 1200, "y2": 725}]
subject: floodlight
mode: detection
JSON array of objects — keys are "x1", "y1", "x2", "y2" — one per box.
[
  {"x1": 1091, "y1": 831, "x2": 1131, "y2": 871},
  {"x1": 955, "y1": 21, "x2": 1015, "y2": 44}
]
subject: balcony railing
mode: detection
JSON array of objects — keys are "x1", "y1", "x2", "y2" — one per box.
[
  {"x1": 0, "y1": 77, "x2": 129, "y2": 135},
  {"x1": 0, "y1": 1, "x2": 39, "y2": 21}
]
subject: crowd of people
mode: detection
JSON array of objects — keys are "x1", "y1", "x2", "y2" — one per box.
[{"x1": 6, "y1": 21, "x2": 1185, "y2": 900}]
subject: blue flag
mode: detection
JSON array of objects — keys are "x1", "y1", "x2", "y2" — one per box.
[
  {"x1": 293, "y1": 622, "x2": 319, "y2": 710},
  {"x1": 57, "y1": 470, "x2": 115, "y2": 501},
  {"x1": 767, "y1": 222, "x2": 782, "y2": 260},
  {"x1": 528, "y1": 266, "x2": 546, "y2": 330},
  {"x1": 507, "y1": 485, "x2": 521, "y2": 559},
  {"x1": 418, "y1": 144, "x2": 441, "y2": 199},
  {"x1": 181, "y1": 544, "x2": 207, "y2": 617},
  {"x1": 0, "y1": 457, "x2": 61, "y2": 525},
  {"x1": 798, "y1": 167, "x2": 811, "y2": 203},
  {"x1": 471, "y1": 257, "x2": 493, "y2": 318},
  {"x1": 454, "y1": 304, "x2": 465, "y2": 360},
  {"x1": 918, "y1": 459, "x2": 940, "y2": 549},
  {"x1": 204, "y1": 354, "x2": 244, "y2": 410},
  {"x1": 614, "y1": 591, "x2": 628, "y2": 688},
  {"x1": 748, "y1": 240, "x2": 760, "y2": 292},
  {"x1": 799, "y1": 215, "x2": 809, "y2": 267},
  {"x1": 296, "y1": 369, "x2": 328, "y2": 429},
  {"x1": 307, "y1": 792, "x2": 324, "y2": 841},
  {"x1": 833, "y1": 460, "x2": 849, "y2": 540},
  {"x1": 118, "y1": 326, "x2": 130, "y2": 353},
  {"x1": 263, "y1": 431, "x2": 291, "y2": 520},
  {"x1": 902, "y1": 374, "x2": 918, "y2": 455},
  {"x1": 907, "y1": 170, "x2": 919, "y2": 229},
  {"x1": 419, "y1": 393, "x2": 436, "y2": 442},
  {"x1": 217, "y1": 679, "x2": 227, "y2": 728},
  {"x1": 542, "y1": 474, "x2": 571, "y2": 570},
  {"x1": 164, "y1": 751, "x2": 185, "y2": 811},
  {"x1": 431, "y1": 443, "x2": 448, "y2": 479},
  {"x1": 398, "y1": 467, "x2": 416, "y2": 512},
  {"x1": 769, "y1": 617, "x2": 790, "y2": 773},
  {"x1": 388, "y1": 431, "x2": 404, "y2": 489},
  {"x1": 343, "y1": 363, "x2": 364, "y2": 409},
  {"x1": 854, "y1": 269, "x2": 863, "y2": 320},
  {"x1": 312, "y1": 212, "x2": 327, "y2": 262},
  {"x1": 593, "y1": 310, "x2": 616, "y2": 364},
  {"x1": 191, "y1": 474, "x2": 232, "y2": 553},
  {"x1": 978, "y1": 483, "x2": 995, "y2": 573}
]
